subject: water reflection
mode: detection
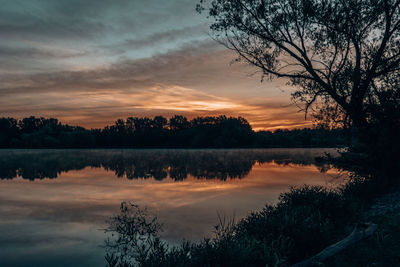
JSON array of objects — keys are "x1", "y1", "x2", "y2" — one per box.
[
  {"x1": 0, "y1": 148, "x2": 335, "y2": 181},
  {"x1": 0, "y1": 149, "x2": 340, "y2": 267}
]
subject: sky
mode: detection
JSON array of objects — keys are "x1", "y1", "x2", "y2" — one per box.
[{"x1": 0, "y1": 0, "x2": 312, "y2": 130}]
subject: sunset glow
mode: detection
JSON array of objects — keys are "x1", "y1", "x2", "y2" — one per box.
[{"x1": 0, "y1": 0, "x2": 311, "y2": 130}]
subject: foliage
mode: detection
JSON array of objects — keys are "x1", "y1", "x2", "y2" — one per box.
[
  {"x1": 105, "y1": 202, "x2": 164, "y2": 267},
  {"x1": 197, "y1": 0, "x2": 400, "y2": 132},
  {"x1": 104, "y1": 182, "x2": 378, "y2": 266},
  {"x1": 0, "y1": 115, "x2": 347, "y2": 148}
]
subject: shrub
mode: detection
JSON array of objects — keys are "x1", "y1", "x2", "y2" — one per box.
[{"x1": 105, "y1": 185, "x2": 360, "y2": 267}]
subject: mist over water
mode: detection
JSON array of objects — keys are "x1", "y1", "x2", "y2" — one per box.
[{"x1": 0, "y1": 148, "x2": 341, "y2": 266}]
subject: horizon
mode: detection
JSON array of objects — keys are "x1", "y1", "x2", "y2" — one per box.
[
  {"x1": 0, "y1": 1, "x2": 398, "y2": 266},
  {"x1": 2, "y1": 114, "x2": 318, "y2": 132},
  {"x1": 0, "y1": 0, "x2": 312, "y2": 131}
]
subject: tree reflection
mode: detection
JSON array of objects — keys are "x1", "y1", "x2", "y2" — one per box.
[{"x1": 0, "y1": 149, "x2": 334, "y2": 181}]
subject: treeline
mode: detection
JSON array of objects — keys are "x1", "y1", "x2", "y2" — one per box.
[{"x1": 0, "y1": 115, "x2": 347, "y2": 148}]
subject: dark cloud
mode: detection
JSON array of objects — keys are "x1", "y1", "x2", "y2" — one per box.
[
  {"x1": 0, "y1": 46, "x2": 87, "y2": 59},
  {"x1": 0, "y1": 0, "x2": 204, "y2": 41},
  {"x1": 111, "y1": 24, "x2": 208, "y2": 51},
  {"x1": 0, "y1": 4, "x2": 109, "y2": 40},
  {"x1": 0, "y1": 41, "x2": 224, "y2": 95}
]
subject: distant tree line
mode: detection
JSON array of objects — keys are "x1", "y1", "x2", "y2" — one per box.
[{"x1": 0, "y1": 115, "x2": 347, "y2": 148}]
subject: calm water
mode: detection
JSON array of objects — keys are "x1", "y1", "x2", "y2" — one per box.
[{"x1": 0, "y1": 148, "x2": 341, "y2": 266}]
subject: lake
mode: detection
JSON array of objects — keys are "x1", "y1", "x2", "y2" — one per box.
[{"x1": 0, "y1": 148, "x2": 342, "y2": 266}]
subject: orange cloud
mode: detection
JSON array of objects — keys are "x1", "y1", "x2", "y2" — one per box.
[{"x1": 0, "y1": 43, "x2": 311, "y2": 130}]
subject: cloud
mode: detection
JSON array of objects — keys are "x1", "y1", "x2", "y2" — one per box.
[
  {"x1": 0, "y1": 2, "x2": 108, "y2": 40},
  {"x1": 0, "y1": 46, "x2": 87, "y2": 59},
  {"x1": 109, "y1": 24, "x2": 209, "y2": 52},
  {"x1": 0, "y1": 41, "x2": 213, "y2": 92},
  {"x1": 0, "y1": 0, "x2": 205, "y2": 42},
  {"x1": 0, "y1": 0, "x2": 210, "y2": 73},
  {"x1": 0, "y1": 40, "x2": 310, "y2": 130},
  {"x1": 0, "y1": 0, "x2": 310, "y2": 131},
  {"x1": 0, "y1": 40, "x2": 270, "y2": 96}
]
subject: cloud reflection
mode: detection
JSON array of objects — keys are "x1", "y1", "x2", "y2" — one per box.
[{"x1": 0, "y1": 149, "x2": 341, "y2": 266}]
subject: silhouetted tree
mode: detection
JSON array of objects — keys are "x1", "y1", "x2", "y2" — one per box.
[
  {"x1": 0, "y1": 115, "x2": 346, "y2": 148},
  {"x1": 197, "y1": 0, "x2": 400, "y2": 134},
  {"x1": 169, "y1": 115, "x2": 190, "y2": 130},
  {"x1": 0, "y1": 118, "x2": 18, "y2": 147},
  {"x1": 153, "y1": 116, "x2": 168, "y2": 129}
]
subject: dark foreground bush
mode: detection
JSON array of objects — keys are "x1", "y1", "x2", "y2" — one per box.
[{"x1": 104, "y1": 182, "x2": 372, "y2": 267}]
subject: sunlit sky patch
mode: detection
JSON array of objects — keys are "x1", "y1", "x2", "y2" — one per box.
[{"x1": 0, "y1": 0, "x2": 312, "y2": 130}]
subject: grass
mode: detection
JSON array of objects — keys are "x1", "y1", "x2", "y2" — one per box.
[
  {"x1": 104, "y1": 172, "x2": 398, "y2": 267},
  {"x1": 325, "y1": 192, "x2": 400, "y2": 266}
]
